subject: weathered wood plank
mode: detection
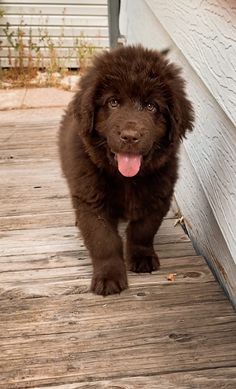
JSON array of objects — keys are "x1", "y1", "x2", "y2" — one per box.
[
  {"x1": 0, "y1": 205, "x2": 177, "y2": 229},
  {"x1": 0, "y1": 287, "x2": 235, "y2": 389},
  {"x1": 25, "y1": 368, "x2": 236, "y2": 389},
  {"x1": 0, "y1": 282, "x2": 231, "y2": 331},
  {"x1": 0, "y1": 124, "x2": 57, "y2": 138},
  {"x1": 0, "y1": 195, "x2": 178, "y2": 219},
  {"x1": 0, "y1": 228, "x2": 193, "y2": 257},
  {"x1": 0, "y1": 276, "x2": 226, "y2": 303},
  {"x1": 0, "y1": 256, "x2": 213, "y2": 293},
  {"x1": 0, "y1": 251, "x2": 200, "y2": 273},
  {"x1": 0, "y1": 220, "x2": 188, "y2": 246},
  {"x1": 0, "y1": 107, "x2": 235, "y2": 389},
  {"x1": 0, "y1": 292, "x2": 233, "y2": 341},
  {"x1": 0, "y1": 105, "x2": 67, "y2": 121}
]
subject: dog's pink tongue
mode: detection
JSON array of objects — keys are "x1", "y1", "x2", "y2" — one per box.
[{"x1": 117, "y1": 153, "x2": 141, "y2": 177}]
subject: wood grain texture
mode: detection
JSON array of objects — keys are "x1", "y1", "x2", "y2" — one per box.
[
  {"x1": 24, "y1": 368, "x2": 236, "y2": 389},
  {"x1": 119, "y1": 0, "x2": 171, "y2": 52},
  {"x1": 175, "y1": 146, "x2": 236, "y2": 306},
  {"x1": 145, "y1": 0, "x2": 236, "y2": 126},
  {"x1": 173, "y1": 51, "x2": 236, "y2": 266},
  {"x1": 0, "y1": 106, "x2": 236, "y2": 388},
  {"x1": 0, "y1": 207, "x2": 178, "y2": 230},
  {"x1": 119, "y1": 0, "x2": 236, "y2": 305}
]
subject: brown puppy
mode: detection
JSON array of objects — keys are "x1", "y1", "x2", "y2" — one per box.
[{"x1": 59, "y1": 45, "x2": 194, "y2": 295}]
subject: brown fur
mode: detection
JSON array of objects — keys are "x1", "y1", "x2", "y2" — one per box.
[{"x1": 59, "y1": 45, "x2": 194, "y2": 295}]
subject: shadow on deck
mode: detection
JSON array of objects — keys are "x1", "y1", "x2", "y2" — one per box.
[{"x1": 0, "y1": 108, "x2": 236, "y2": 388}]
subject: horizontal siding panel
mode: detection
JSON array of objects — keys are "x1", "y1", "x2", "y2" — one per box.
[
  {"x1": 1, "y1": 0, "x2": 107, "y2": 4},
  {"x1": 1, "y1": 1, "x2": 108, "y2": 67},
  {"x1": 1, "y1": 15, "x2": 108, "y2": 27},
  {"x1": 1, "y1": 5, "x2": 108, "y2": 16},
  {"x1": 0, "y1": 26, "x2": 109, "y2": 37},
  {"x1": 0, "y1": 36, "x2": 109, "y2": 50},
  {"x1": 0, "y1": 57, "x2": 95, "y2": 68},
  {"x1": 0, "y1": 46, "x2": 107, "y2": 57},
  {"x1": 145, "y1": 0, "x2": 236, "y2": 126}
]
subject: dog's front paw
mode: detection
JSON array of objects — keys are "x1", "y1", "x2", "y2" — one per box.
[
  {"x1": 91, "y1": 261, "x2": 128, "y2": 296},
  {"x1": 128, "y1": 252, "x2": 160, "y2": 273}
]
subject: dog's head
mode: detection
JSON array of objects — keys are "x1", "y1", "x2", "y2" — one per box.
[{"x1": 70, "y1": 45, "x2": 194, "y2": 177}]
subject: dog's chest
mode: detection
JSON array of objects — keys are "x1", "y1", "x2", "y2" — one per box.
[{"x1": 107, "y1": 178, "x2": 150, "y2": 220}]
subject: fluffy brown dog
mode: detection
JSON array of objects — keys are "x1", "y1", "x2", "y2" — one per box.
[{"x1": 59, "y1": 45, "x2": 194, "y2": 295}]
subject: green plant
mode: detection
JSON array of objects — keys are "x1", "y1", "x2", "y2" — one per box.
[
  {"x1": 39, "y1": 16, "x2": 65, "y2": 75},
  {"x1": 0, "y1": 12, "x2": 99, "y2": 88},
  {"x1": 74, "y1": 34, "x2": 95, "y2": 73},
  {"x1": 28, "y1": 27, "x2": 40, "y2": 68},
  {"x1": 2, "y1": 20, "x2": 39, "y2": 84}
]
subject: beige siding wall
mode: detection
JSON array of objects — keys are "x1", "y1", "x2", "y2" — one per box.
[
  {"x1": 120, "y1": 0, "x2": 236, "y2": 306},
  {"x1": 0, "y1": 0, "x2": 109, "y2": 68}
]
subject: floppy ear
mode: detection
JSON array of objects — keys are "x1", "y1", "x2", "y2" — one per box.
[
  {"x1": 68, "y1": 74, "x2": 98, "y2": 136},
  {"x1": 176, "y1": 93, "x2": 194, "y2": 140},
  {"x1": 165, "y1": 68, "x2": 194, "y2": 143}
]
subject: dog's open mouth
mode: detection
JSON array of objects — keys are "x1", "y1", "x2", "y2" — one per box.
[{"x1": 115, "y1": 153, "x2": 142, "y2": 177}]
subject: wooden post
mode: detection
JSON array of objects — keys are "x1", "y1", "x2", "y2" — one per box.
[{"x1": 108, "y1": 0, "x2": 120, "y2": 48}]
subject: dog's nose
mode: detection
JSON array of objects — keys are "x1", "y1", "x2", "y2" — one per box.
[{"x1": 120, "y1": 129, "x2": 141, "y2": 144}]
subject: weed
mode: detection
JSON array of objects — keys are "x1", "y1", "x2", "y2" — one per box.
[
  {"x1": 0, "y1": 9, "x2": 100, "y2": 88},
  {"x1": 74, "y1": 34, "x2": 95, "y2": 72},
  {"x1": 2, "y1": 20, "x2": 38, "y2": 86}
]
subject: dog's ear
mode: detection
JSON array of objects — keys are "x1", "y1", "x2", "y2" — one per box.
[
  {"x1": 165, "y1": 70, "x2": 194, "y2": 143},
  {"x1": 68, "y1": 74, "x2": 97, "y2": 135},
  {"x1": 168, "y1": 97, "x2": 194, "y2": 144}
]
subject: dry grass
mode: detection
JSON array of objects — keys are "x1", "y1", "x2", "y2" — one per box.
[{"x1": 0, "y1": 16, "x2": 96, "y2": 88}]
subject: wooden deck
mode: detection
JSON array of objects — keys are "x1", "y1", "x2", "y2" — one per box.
[{"x1": 1, "y1": 107, "x2": 236, "y2": 389}]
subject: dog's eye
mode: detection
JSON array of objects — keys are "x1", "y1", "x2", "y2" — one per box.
[
  {"x1": 146, "y1": 102, "x2": 157, "y2": 112},
  {"x1": 108, "y1": 98, "x2": 119, "y2": 108}
]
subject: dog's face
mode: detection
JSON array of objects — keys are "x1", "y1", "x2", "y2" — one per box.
[
  {"x1": 71, "y1": 45, "x2": 194, "y2": 177},
  {"x1": 95, "y1": 90, "x2": 167, "y2": 177}
]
